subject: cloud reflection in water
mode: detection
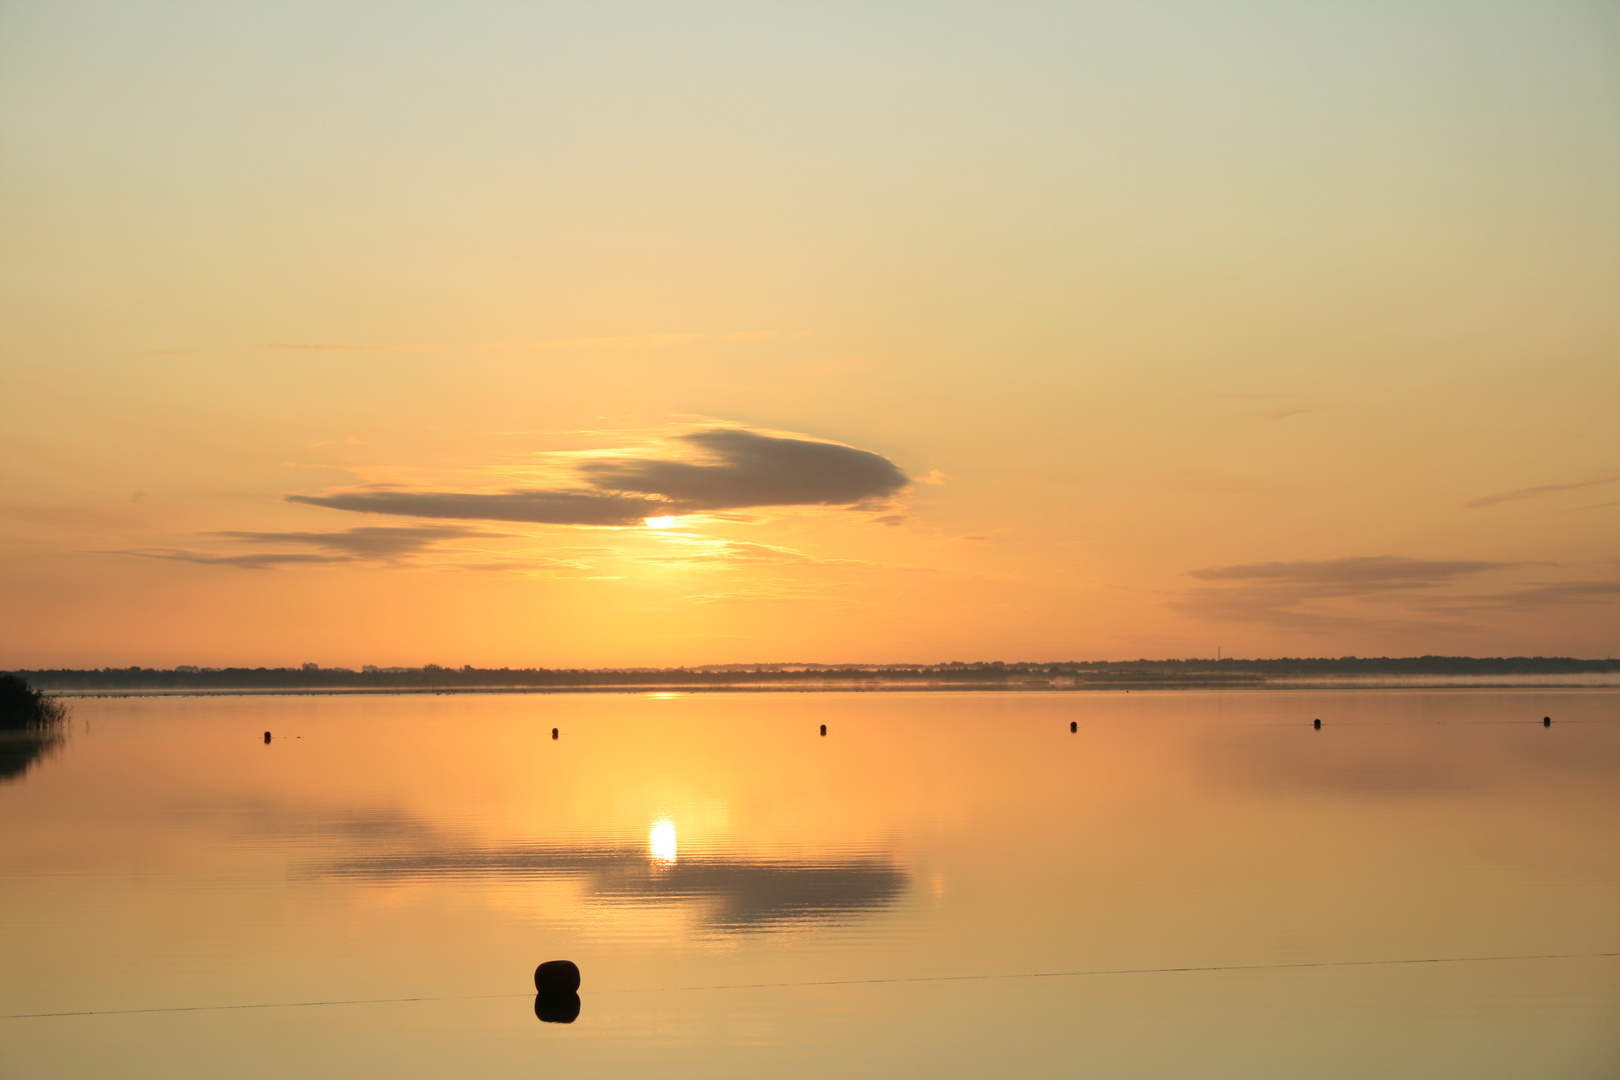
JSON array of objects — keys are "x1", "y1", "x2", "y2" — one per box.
[{"x1": 317, "y1": 839, "x2": 908, "y2": 932}]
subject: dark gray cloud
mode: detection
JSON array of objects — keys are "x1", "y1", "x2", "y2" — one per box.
[
  {"x1": 287, "y1": 429, "x2": 910, "y2": 526},
  {"x1": 580, "y1": 429, "x2": 909, "y2": 510}
]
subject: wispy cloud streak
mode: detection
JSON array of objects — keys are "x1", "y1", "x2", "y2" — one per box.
[
  {"x1": 1175, "y1": 555, "x2": 1618, "y2": 631},
  {"x1": 1187, "y1": 556, "x2": 1509, "y2": 588},
  {"x1": 108, "y1": 525, "x2": 502, "y2": 571},
  {"x1": 287, "y1": 489, "x2": 663, "y2": 527},
  {"x1": 1464, "y1": 471, "x2": 1620, "y2": 509}
]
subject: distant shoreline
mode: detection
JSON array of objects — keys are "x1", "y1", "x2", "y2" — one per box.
[
  {"x1": 14, "y1": 658, "x2": 1620, "y2": 698},
  {"x1": 25, "y1": 672, "x2": 1620, "y2": 699}
]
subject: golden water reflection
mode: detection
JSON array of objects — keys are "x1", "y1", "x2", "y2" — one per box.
[{"x1": 0, "y1": 690, "x2": 1616, "y2": 1078}]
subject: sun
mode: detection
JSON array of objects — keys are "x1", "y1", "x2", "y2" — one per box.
[{"x1": 644, "y1": 516, "x2": 677, "y2": 529}]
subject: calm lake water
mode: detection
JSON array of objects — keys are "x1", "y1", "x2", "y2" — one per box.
[{"x1": 2, "y1": 690, "x2": 1617, "y2": 1078}]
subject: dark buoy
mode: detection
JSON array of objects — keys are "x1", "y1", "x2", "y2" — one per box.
[
  {"x1": 552, "y1": 727, "x2": 559, "y2": 740},
  {"x1": 534, "y1": 992, "x2": 581, "y2": 1024},
  {"x1": 819, "y1": 724, "x2": 826, "y2": 736},
  {"x1": 263, "y1": 731, "x2": 272, "y2": 743},
  {"x1": 1313, "y1": 718, "x2": 1321, "y2": 729},
  {"x1": 535, "y1": 959, "x2": 581, "y2": 995},
  {"x1": 1544, "y1": 716, "x2": 1551, "y2": 727},
  {"x1": 1070, "y1": 721, "x2": 1077, "y2": 733}
]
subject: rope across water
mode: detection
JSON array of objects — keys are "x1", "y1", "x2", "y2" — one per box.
[{"x1": 6, "y1": 949, "x2": 1616, "y2": 1020}]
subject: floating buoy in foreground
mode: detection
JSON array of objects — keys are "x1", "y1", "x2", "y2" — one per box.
[
  {"x1": 1070, "y1": 721, "x2": 1077, "y2": 733},
  {"x1": 552, "y1": 727, "x2": 559, "y2": 740},
  {"x1": 535, "y1": 960, "x2": 581, "y2": 994},
  {"x1": 1313, "y1": 719, "x2": 1321, "y2": 729},
  {"x1": 1544, "y1": 716, "x2": 1551, "y2": 727},
  {"x1": 263, "y1": 731, "x2": 272, "y2": 743},
  {"x1": 534, "y1": 992, "x2": 581, "y2": 1024},
  {"x1": 820, "y1": 724, "x2": 826, "y2": 736}
]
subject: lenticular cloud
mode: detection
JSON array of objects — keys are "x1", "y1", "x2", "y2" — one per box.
[{"x1": 288, "y1": 428, "x2": 910, "y2": 526}]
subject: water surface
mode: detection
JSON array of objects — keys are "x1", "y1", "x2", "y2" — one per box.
[{"x1": 2, "y1": 690, "x2": 1617, "y2": 1077}]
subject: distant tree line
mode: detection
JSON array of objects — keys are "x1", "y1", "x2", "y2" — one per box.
[{"x1": 11, "y1": 656, "x2": 1619, "y2": 692}]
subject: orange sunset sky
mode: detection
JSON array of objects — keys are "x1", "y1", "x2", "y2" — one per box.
[{"x1": 2, "y1": 2, "x2": 1617, "y2": 668}]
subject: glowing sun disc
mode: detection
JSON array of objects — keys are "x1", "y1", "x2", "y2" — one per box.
[{"x1": 644, "y1": 516, "x2": 677, "y2": 528}]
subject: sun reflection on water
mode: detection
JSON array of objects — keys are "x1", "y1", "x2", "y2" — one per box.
[{"x1": 649, "y1": 818, "x2": 677, "y2": 864}]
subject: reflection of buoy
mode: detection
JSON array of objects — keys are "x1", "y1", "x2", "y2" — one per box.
[
  {"x1": 1313, "y1": 719, "x2": 1321, "y2": 729},
  {"x1": 552, "y1": 728, "x2": 559, "y2": 740},
  {"x1": 820, "y1": 724, "x2": 826, "y2": 736},
  {"x1": 263, "y1": 731, "x2": 272, "y2": 744},
  {"x1": 1544, "y1": 716, "x2": 1551, "y2": 727},
  {"x1": 1070, "y1": 721, "x2": 1077, "y2": 733},
  {"x1": 535, "y1": 960, "x2": 581, "y2": 994},
  {"x1": 534, "y1": 992, "x2": 581, "y2": 1024}
]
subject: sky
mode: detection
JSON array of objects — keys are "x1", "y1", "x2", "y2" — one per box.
[{"x1": 2, "y1": 0, "x2": 1618, "y2": 668}]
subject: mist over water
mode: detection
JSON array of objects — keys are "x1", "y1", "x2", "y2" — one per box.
[{"x1": 2, "y1": 690, "x2": 1617, "y2": 1077}]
